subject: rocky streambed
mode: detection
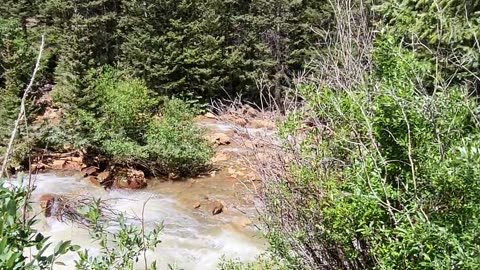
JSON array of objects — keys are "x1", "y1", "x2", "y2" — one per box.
[{"x1": 28, "y1": 114, "x2": 275, "y2": 269}]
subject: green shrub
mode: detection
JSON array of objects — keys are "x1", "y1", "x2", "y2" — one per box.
[
  {"x1": 0, "y1": 175, "x2": 164, "y2": 270},
  {"x1": 52, "y1": 67, "x2": 213, "y2": 176},
  {"x1": 0, "y1": 175, "x2": 77, "y2": 269},
  {"x1": 146, "y1": 98, "x2": 214, "y2": 176},
  {"x1": 263, "y1": 37, "x2": 480, "y2": 269},
  {"x1": 75, "y1": 200, "x2": 163, "y2": 270},
  {"x1": 217, "y1": 255, "x2": 289, "y2": 270}
]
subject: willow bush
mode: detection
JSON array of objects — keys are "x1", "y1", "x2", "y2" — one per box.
[{"x1": 262, "y1": 35, "x2": 480, "y2": 269}]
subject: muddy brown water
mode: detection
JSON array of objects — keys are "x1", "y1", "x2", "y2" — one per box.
[{"x1": 28, "y1": 120, "x2": 268, "y2": 269}]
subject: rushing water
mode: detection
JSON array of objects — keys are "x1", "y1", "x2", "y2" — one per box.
[
  {"x1": 22, "y1": 119, "x2": 269, "y2": 269},
  {"x1": 29, "y1": 172, "x2": 265, "y2": 269}
]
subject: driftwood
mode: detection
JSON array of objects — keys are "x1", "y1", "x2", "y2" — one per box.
[{"x1": 41, "y1": 194, "x2": 132, "y2": 229}]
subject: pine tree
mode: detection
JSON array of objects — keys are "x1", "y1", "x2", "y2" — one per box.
[{"x1": 41, "y1": 0, "x2": 119, "y2": 110}]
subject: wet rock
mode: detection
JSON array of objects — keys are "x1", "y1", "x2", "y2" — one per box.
[
  {"x1": 89, "y1": 176, "x2": 100, "y2": 186},
  {"x1": 204, "y1": 112, "x2": 216, "y2": 119},
  {"x1": 211, "y1": 201, "x2": 224, "y2": 215},
  {"x1": 39, "y1": 194, "x2": 62, "y2": 218},
  {"x1": 82, "y1": 166, "x2": 99, "y2": 176},
  {"x1": 211, "y1": 133, "x2": 231, "y2": 145},
  {"x1": 96, "y1": 171, "x2": 113, "y2": 186},
  {"x1": 52, "y1": 159, "x2": 66, "y2": 170},
  {"x1": 115, "y1": 169, "x2": 147, "y2": 189},
  {"x1": 233, "y1": 118, "x2": 248, "y2": 127},
  {"x1": 250, "y1": 119, "x2": 275, "y2": 130}
]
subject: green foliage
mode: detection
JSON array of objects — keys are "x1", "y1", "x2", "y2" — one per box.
[
  {"x1": 217, "y1": 255, "x2": 290, "y2": 270},
  {"x1": 0, "y1": 175, "x2": 78, "y2": 269},
  {"x1": 75, "y1": 200, "x2": 163, "y2": 270},
  {"x1": 42, "y1": 0, "x2": 119, "y2": 110},
  {"x1": 146, "y1": 98, "x2": 214, "y2": 176},
  {"x1": 375, "y1": 0, "x2": 480, "y2": 92},
  {"x1": 0, "y1": 16, "x2": 47, "y2": 168},
  {"x1": 266, "y1": 37, "x2": 480, "y2": 269},
  {"x1": 55, "y1": 68, "x2": 213, "y2": 176}
]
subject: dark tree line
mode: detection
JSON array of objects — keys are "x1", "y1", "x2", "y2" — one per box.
[{"x1": 1, "y1": 0, "x2": 332, "y2": 108}]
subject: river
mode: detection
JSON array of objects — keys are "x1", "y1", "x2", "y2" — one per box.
[{"x1": 28, "y1": 119, "x2": 266, "y2": 269}]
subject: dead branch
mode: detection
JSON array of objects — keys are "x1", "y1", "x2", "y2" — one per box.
[{"x1": 1, "y1": 35, "x2": 45, "y2": 177}]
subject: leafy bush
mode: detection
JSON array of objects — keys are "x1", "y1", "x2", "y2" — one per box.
[
  {"x1": 146, "y1": 98, "x2": 214, "y2": 176},
  {"x1": 54, "y1": 68, "x2": 213, "y2": 176},
  {"x1": 262, "y1": 37, "x2": 480, "y2": 269},
  {"x1": 0, "y1": 175, "x2": 77, "y2": 269},
  {"x1": 75, "y1": 200, "x2": 163, "y2": 270},
  {"x1": 217, "y1": 255, "x2": 289, "y2": 270},
  {"x1": 0, "y1": 174, "x2": 164, "y2": 270}
]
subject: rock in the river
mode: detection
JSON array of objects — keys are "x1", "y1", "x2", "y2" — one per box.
[
  {"x1": 52, "y1": 159, "x2": 66, "y2": 170},
  {"x1": 82, "y1": 166, "x2": 99, "y2": 176},
  {"x1": 39, "y1": 194, "x2": 62, "y2": 217},
  {"x1": 97, "y1": 171, "x2": 113, "y2": 184},
  {"x1": 211, "y1": 133, "x2": 231, "y2": 145},
  {"x1": 211, "y1": 201, "x2": 224, "y2": 215},
  {"x1": 89, "y1": 171, "x2": 113, "y2": 187},
  {"x1": 115, "y1": 169, "x2": 147, "y2": 189}
]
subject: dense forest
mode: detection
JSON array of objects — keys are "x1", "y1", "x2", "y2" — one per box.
[{"x1": 1, "y1": 0, "x2": 480, "y2": 269}]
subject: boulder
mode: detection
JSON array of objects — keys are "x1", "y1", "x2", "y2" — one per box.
[
  {"x1": 82, "y1": 166, "x2": 99, "y2": 176},
  {"x1": 90, "y1": 171, "x2": 113, "y2": 186},
  {"x1": 114, "y1": 169, "x2": 147, "y2": 189},
  {"x1": 52, "y1": 159, "x2": 66, "y2": 170},
  {"x1": 211, "y1": 201, "x2": 224, "y2": 215},
  {"x1": 211, "y1": 133, "x2": 231, "y2": 145},
  {"x1": 89, "y1": 176, "x2": 100, "y2": 186},
  {"x1": 39, "y1": 194, "x2": 62, "y2": 218}
]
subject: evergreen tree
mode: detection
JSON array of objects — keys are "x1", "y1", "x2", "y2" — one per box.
[{"x1": 41, "y1": 0, "x2": 119, "y2": 109}]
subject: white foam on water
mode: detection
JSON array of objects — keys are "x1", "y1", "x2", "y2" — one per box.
[{"x1": 28, "y1": 173, "x2": 265, "y2": 269}]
